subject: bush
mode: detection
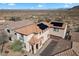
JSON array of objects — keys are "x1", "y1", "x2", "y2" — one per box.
[
  {"x1": 9, "y1": 16, "x2": 22, "y2": 21},
  {"x1": 10, "y1": 40, "x2": 23, "y2": 52},
  {"x1": 75, "y1": 27, "x2": 79, "y2": 32}
]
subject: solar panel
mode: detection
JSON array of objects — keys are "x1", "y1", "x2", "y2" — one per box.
[
  {"x1": 37, "y1": 23, "x2": 48, "y2": 30},
  {"x1": 51, "y1": 22, "x2": 63, "y2": 27}
]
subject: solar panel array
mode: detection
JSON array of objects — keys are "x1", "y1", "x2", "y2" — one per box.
[{"x1": 37, "y1": 23, "x2": 48, "y2": 30}]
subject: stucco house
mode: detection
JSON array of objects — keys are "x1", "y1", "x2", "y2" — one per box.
[
  {"x1": 4, "y1": 20, "x2": 68, "y2": 54},
  {"x1": 4, "y1": 20, "x2": 34, "y2": 41},
  {"x1": 49, "y1": 21, "x2": 68, "y2": 38},
  {"x1": 15, "y1": 23, "x2": 50, "y2": 54}
]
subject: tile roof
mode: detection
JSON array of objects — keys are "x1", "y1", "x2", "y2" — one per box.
[{"x1": 15, "y1": 23, "x2": 42, "y2": 35}]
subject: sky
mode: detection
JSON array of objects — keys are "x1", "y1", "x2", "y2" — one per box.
[{"x1": 0, "y1": 3, "x2": 79, "y2": 10}]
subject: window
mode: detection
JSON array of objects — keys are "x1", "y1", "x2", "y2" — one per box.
[
  {"x1": 7, "y1": 29, "x2": 10, "y2": 33},
  {"x1": 53, "y1": 28, "x2": 59, "y2": 32},
  {"x1": 15, "y1": 33, "x2": 17, "y2": 35},
  {"x1": 19, "y1": 34, "x2": 24, "y2": 41},
  {"x1": 36, "y1": 44, "x2": 38, "y2": 49}
]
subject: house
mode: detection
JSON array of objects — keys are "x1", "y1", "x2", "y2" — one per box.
[
  {"x1": 4, "y1": 20, "x2": 34, "y2": 41},
  {"x1": 4, "y1": 19, "x2": 68, "y2": 54},
  {"x1": 15, "y1": 23, "x2": 50, "y2": 54},
  {"x1": 49, "y1": 21, "x2": 68, "y2": 38}
]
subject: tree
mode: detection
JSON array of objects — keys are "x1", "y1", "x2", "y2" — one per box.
[
  {"x1": 75, "y1": 26, "x2": 79, "y2": 32},
  {"x1": 10, "y1": 40, "x2": 23, "y2": 52}
]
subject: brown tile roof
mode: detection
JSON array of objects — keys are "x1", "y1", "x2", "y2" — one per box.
[
  {"x1": 29, "y1": 35, "x2": 40, "y2": 45},
  {"x1": 15, "y1": 23, "x2": 42, "y2": 35}
]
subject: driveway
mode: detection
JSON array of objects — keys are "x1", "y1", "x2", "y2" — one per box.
[{"x1": 40, "y1": 39, "x2": 72, "y2": 56}]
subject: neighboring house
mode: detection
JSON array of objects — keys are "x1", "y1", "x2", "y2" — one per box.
[
  {"x1": 4, "y1": 20, "x2": 34, "y2": 41},
  {"x1": 4, "y1": 20, "x2": 68, "y2": 54},
  {"x1": 50, "y1": 21, "x2": 68, "y2": 38}
]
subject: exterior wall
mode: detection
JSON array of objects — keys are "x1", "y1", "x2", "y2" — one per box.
[
  {"x1": 50, "y1": 25, "x2": 67, "y2": 38},
  {"x1": 16, "y1": 33, "x2": 21, "y2": 40},
  {"x1": 25, "y1": 42, "x2": 31, "y2": 52},
  {"x1": 63, "y1": 24, "x2": 67, "y2": 38},
  {"x1": 4, "y1": 28, "x2": 17, "y2": 42},
  {"x1": 37, "y1": 28, "x2": 50, "y2": 44},
  {"x1": 24, "y1": 34, "x2": 34, "y2": 52},
  {"x1": 16, "y1": 33, "x2": 34, "y2": 52},
  {"x1": 50, "y1": 28, "x2": 64, "y2": 38},
  {"x1": 33, "y1": 44, "x2": 37, "y2": 54},
  {"x1": 24, "y1": 34, "x2": 34, "y2": 42}
]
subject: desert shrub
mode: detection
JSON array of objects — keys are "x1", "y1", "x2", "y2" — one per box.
[
  {"x1": 75, "y1": 27, "x2": 79, "y2": 32},
  {"x1": 10, "y1": 40, "x2": 23, "y2": 52},
  {"x1": 9, "y1": 16, "x2": 22, "y2": 21}
]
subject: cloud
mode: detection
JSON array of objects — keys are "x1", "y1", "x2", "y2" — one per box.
[
  {"x1": 8, "y1": 3, "x2": 15, "y2": 6},
  {"x1": 37, "y1": 4, "x2": 43, "y2": 7},
  {"x1": 64, "y1": 4, "x2": 69, "y2": 8},
  {"x1": 64, "y1": 4, "x2": 72, "y2": 8},
  {"x1": 30, "y1": 7, "x2": 34, "y2": 9},
  {"x1": 64, "y1": 3, "x2": 79, "y2": 8}
]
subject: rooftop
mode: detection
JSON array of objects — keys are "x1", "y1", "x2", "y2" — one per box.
[
  {"x1": 50, "y1": 21, "x2": 67, "y2": 29},
  {"x1": 15, "y1": 23, "x2": 42, "y2": 35},
  {"x1": 4, "y1": 20, "x2": 35, "y2": 30}
]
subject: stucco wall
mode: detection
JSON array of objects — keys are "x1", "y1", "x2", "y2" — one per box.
[
  {"x1": 16, "y1": 33, "x2": 34, "y2": 52},
  {"x1": 37, "y1": 29, "x2": 50, "y2": 44},
  {"x1": 5, "y1": 28, "x2": 17, "y2": 41},
  {"x1": 50, "y1": 25, "x2": 67, "y2": 38}
]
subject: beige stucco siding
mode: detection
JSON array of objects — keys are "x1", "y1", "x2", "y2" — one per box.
[
  {"x1": 37, "y1": 29, "x2": 49, "y2": 44},
  {"x1": 50, "y1": 28, "x2": 66, "y2": 38}
]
